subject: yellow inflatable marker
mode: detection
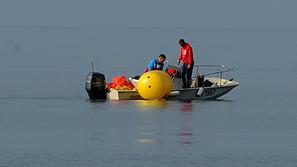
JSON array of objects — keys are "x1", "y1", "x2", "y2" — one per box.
[
  {"x1": 158, "y1": 71, "x2": 173, "y2": 94},
  {"x1": 138, "y1": 71, "x2": 173, "y2": 100}
]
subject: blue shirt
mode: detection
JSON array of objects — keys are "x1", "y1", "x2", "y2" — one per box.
[{"x1": 146, "y1": 59, "x2": 164, "y2": 72}]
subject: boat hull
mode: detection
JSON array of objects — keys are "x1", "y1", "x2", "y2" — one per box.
[
  {"x1": 107, "y1": 89, "x2": 142, "y2": 100},
  {"x1": 167, "y1": 85, "x2": 238, "y2": 100},
  {"x1": 106, "y1": 84, "x2": 238, "y2": 101}
]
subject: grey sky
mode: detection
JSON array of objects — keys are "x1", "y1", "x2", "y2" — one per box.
[{"x1": 0, "y1": 0, "x2": 296, "y2": 28}]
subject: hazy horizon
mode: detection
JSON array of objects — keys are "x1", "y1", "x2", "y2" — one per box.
[{"x1": 1, "y1": 0, "x2": 297, "y2": 28}]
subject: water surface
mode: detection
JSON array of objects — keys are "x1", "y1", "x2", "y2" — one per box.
[{"x1": 1, "y1": 27, "x2": 297, "y2": 166}]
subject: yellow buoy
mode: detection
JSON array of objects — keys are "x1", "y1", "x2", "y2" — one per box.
[
  {"x1": 157, "y1": 71, "x2": 173, "y2": 94},
  {"x1": 138, "y1": 71, "x2": 173, "y2": 100}
]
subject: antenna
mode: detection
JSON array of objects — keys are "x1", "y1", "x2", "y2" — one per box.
[{"x1": 91, "y1": 62, "x2": 94, "y2": 72}]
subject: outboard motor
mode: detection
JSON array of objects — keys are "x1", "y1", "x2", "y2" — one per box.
[{"x1": 85, "y1": 72, "x2": 107, "y2": 100}]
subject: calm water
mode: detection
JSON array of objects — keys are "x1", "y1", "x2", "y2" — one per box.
[{"x1": 1, "y1": 27, "x2": 297, "y2": 166}]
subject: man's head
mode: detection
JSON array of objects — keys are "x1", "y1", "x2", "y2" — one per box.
[
  {"x1": 157, "y1": 54, "x2": 166, "y2": 63},
  {"x1": 179, "y1": 39, "x2": 186, "y2": 47}
]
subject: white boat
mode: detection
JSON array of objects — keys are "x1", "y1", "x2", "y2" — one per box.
[
  {"x1": 85, "y1": 65, "x2": 239, "y2": 101},
  {"x1": 167, "y1": 77, "x2": 239, "y2": 100}
]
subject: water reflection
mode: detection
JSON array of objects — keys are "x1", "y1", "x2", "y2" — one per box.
[
  {"x1": 181, "y1": 100, "x2": 193, "y2": 112},
  {"x1": 135, "y1": 100, "x2": 168, "y2": 144},
  {"x1": 109, "y1": 100, "x2": 130, "y2": 105},
  {"x1": 177, "y1": 101, "x2": 194, "y2": 145},
  {"x1": 177, "y1": 131, "x2": 193, "y2": 145},
  {"x1": 135, "y1": 100, "x2": 168, "y2": 111},
  {"x1": 137, "y1": 132, "x2": 159, "y2": 144}
]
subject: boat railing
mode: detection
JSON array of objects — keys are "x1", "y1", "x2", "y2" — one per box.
[{"x1": 193, "y1": 65, "x2": 234, "y2": 86}]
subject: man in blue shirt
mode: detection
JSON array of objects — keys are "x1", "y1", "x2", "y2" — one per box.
[{"x1": 145, "y1": 54, "x2": 166, "y2": 72}]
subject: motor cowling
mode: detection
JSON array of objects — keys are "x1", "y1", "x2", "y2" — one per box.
[{"x1": 85, "y1": 72, "x2": 107, "y2": 100}]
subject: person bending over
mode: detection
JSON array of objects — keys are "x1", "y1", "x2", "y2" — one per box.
[{"x1": 145, "y1": 54, "x2": 166, "y2": 72}]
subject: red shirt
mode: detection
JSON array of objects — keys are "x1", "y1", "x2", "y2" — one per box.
[{"x1": 179, "y1": 43, "x2": 194, "y2": 65}]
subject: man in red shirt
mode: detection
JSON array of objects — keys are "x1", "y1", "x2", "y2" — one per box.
[{"x1": 177, "y1": 39, "x2": 194, "y2": 88}]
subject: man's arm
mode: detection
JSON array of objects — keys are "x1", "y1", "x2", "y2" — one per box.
[
  {"x1": 185, "y1": 47, "x2": 194, "y2": 69},
  {"x1": 147, "y1": 59, "x2": 156, "y2": 71},
  {"x1": 188, "y1": 46, "x2": 194, "y2": 65},
  {"x1": 177, "y1": 48, "x2": 183, "y2": 64}
]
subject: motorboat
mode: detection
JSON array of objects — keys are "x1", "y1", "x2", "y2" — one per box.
[{"x1": 85, "y1": 65, "x2": 239, "y2": 101}]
